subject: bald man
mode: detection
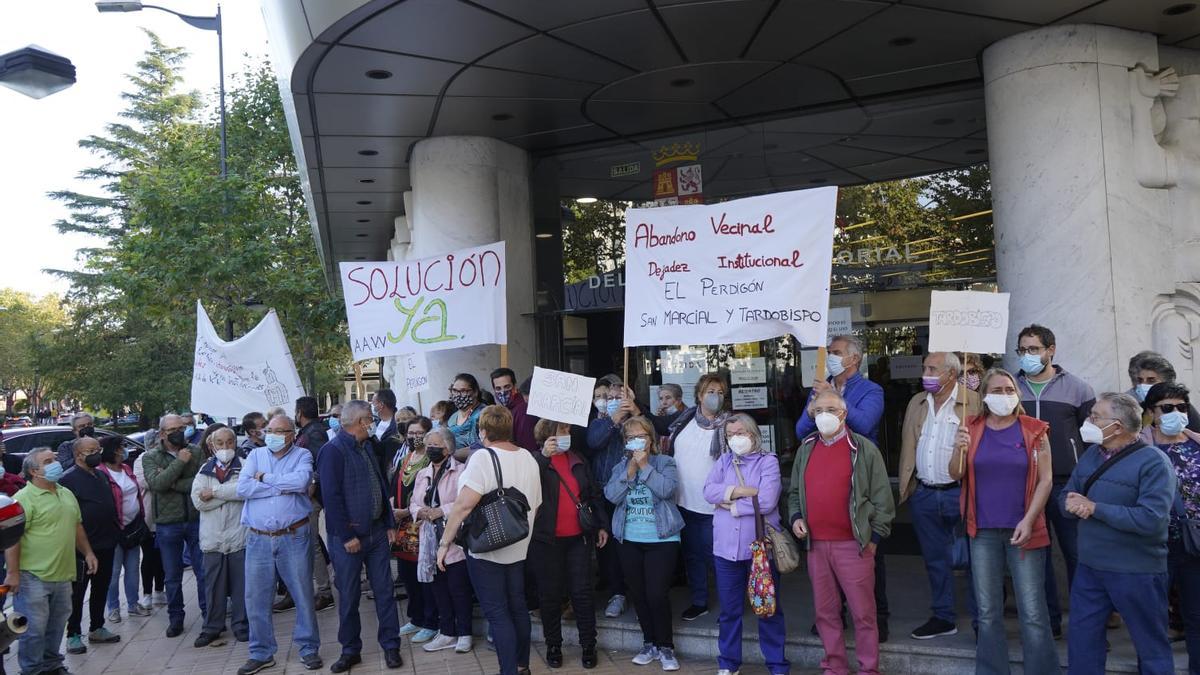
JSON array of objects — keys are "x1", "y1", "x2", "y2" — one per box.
[{"x1": 60, "y1": 436, "x2": 123, "y2": 652}]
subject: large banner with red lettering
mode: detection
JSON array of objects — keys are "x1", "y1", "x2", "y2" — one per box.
[
  {"x1": 623, "y1": 188, "x2": 837, "y2": 347},
  {"x1": 339, "y1": 242, "x2": 507, "y2": 360}
]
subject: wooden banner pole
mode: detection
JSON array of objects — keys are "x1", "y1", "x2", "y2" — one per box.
[
  {"x1": 500, "y1": 344, "x2": 509, "y2": 369},
  {"x1": 958, "y1": 346, "x2": 971, "y2": 476},
  {"x1": 622, "y1": 348, "x2": 630, "y2": 396},
  {"x1": 814, "y1": 346, "x2": 828, "y2": 384}
]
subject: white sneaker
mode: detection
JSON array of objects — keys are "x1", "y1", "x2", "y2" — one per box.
[
  {"x1": 605, "y1": 594, "x2": 626, "y2": 618},
  {"x1": 152, "y1": 591, "x2": 167, "y2": 606},
  {"x1": 138, "y1": 594, "x2": 153, "y2": 611},
  {"x1": 455, "y1": 635, "x2": 473, "y2": 653},
  {"x1": 717, "y1": 670, "x2": 740, "y2": 675},
  {"x1": 423, "y1": 633, "x2": 456, "y2": 652},
  {"x1": 632, "y1": 643, "x2": 659, "y2": 666},
  {"x1": 106, "y1": 609, "x2": 121, "y2": 624},
  {"x1": 659, "y1": 647, "x2": 679, "y2": 671}
]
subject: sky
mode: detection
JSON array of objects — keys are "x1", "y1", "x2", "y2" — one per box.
[{"x1": 1, "y1": 0, "x2": 272, "y2": 298}]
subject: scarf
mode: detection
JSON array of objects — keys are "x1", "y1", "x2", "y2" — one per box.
[
  {"x1": 400, "y1": 452, "x2": 429, "y2": 490},
  {"x1": 692, "y1": 407, "x2": 732, "y2": 459}
]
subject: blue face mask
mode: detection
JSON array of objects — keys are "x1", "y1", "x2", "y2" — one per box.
[
  {"x1": 605, "y1": 399, "x2": 621, "y2": 417},
  {"x1": 1019, "y1": 353, "x2": 1046, "y2": 376},
  {"x1": 264, "y1": 434, "x2": 287, "y2": 452},
  {"x1": 625, "y1": 437, "x2": 647, "y2": 452},
  {"x1": 184, "y1": 425, "x2": 195, "y2": 438},
  {"x1": 431, "y1": 419, "x2": 442, "y2": 429},
  {"x1": 42, "y1": 462, "x2": 64, "y2": 483},
  {"x1": 1160, "y1": 410, "x2": 1189, "y2": 436},
  {"x1": 826, "y1": 354, "x2": 845, "y2": 378},
  {"x1": 1135, "y1": 383, "x2": 1153, "y2": 402},
  {"x1": 328, "y1": 417, "x2": 341, "y2": 432}
]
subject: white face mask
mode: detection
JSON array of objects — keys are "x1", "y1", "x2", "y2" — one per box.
[
  {"x1": 554, "y1": 435, "x2": 572, "y2": 452},
  {"x1": 815, "y1": 412, "x2": 842, "y2": 437},
  {"x1": 1080, "y1": 420, "x2": 1117, "y2": 445},
  {"x1": 214, "y1": 449, "x2": 235, "y2": 464},
  {"x1": 826, "y1": 354, "x2": 846, "y2": 378},
  {"x1": 728, "y1": 435, "x2": 753, "y2": 455},
  {"x1": 594, "y1": 398, "x2": 607, "y2": 412},
  {"x1": 983, "y1": 393, "x2": 1019, "y2": 417}
]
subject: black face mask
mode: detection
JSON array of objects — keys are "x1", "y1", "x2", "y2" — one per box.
[
  {"x1": 426, "y1": 447, "x2": 446, "y2": 464},
  {"x1": 78, "y1": 426, "x2": 95, "y2": 438},
  {"x1": 84, "y1": 453, "x2": 102, "y2": 468},
  {"x1": 166, "y1": 430, "x2": 187, "y2": 448}
]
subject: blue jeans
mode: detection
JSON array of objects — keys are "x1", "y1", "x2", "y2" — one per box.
[
  {"x1": 1068, "y1": 563, "x2": 1172, "y2": 675},
  {"x1": 908, "y1": 484, "x2": 976, "y2": 624},
  {"x1": 327, "y1": 525, "x2": 400, "y2": 655},
  {"x1": 714, "y1": 555, "x2": 789, "y2": 674},
  {"x1": 157, "y1": 520, "x2": 206, "y2": 625},
  {"x1": 244, "y1": 524, "x2": 320, "y2": 661},
  {"x1": 14, "y1": 571, "x2": 72, "y2": 675},
  {"x1": 970, "y1": 529, "x2": 1059, "y2": 675},
  {"x1": 106, "y1": 543, "x2": 140, "y2": 612},
  {"x1": 468, "y1": 556, "x2": 530, "y2": 675},
  {"x1": 1043, "y1": 481, "x2": 1077, "y2": 629},
  {"x1": 680, "y1": 507, "x2": 714, "y2": 608},
  {"x1": 1168, "y1": 540, "x2": 1200, "y2": 674}
]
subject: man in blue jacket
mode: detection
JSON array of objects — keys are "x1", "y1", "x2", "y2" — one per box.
[
  {"x1": 794, "y1": 335, "x2": 889, "y2": 639},
  {"x1": 317, "y1": 400, "x2": 403, "y2": 672}
]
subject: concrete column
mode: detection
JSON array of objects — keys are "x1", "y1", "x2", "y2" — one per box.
[
  {"x1": 984, "y1": 24, "x2": 1173, "y2": 391},
  {"x1": 384, "y1": 136, "x2": 535, "y2": 412}
]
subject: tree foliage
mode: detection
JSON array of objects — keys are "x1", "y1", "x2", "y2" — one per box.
[
  {"x1": 40, "y1": 32, "x2": 348, "y2": 425},
  {"x1": 0, "y1": 290, "x2": 67, "y2": 414},
  {"x1": 561, "y1": 200, "x2": 627, "y2": 283}
]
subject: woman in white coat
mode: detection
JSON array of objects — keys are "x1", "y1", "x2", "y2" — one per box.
[{"x1": 189, "y1": 426, "x2": 249, "y2": 647}]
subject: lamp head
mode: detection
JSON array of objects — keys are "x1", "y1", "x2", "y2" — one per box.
[{"x1": 95, "y1": 1, "x2": 144, "y2": 12}]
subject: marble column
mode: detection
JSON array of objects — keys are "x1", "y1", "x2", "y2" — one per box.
[
  {"x1": 984, "y1": 24, "x2": 1173, "y2": 392},
  {"x1": 383, "y1": 136, "x2": 536, "y2": 412}
]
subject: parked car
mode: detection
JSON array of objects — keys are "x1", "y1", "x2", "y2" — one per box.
[
  {"x1": 2, "y1": 417, "x2": 33, "y2": 429},
  {"x1": 116, "y1": 413, "x2": 142, "y2": 426},
  {"x1": 55, "y1": 413, "x2": 72, "y2": 426},
  {"x1": 1, "y1": 426, "x2": 146, "y2": 475}
]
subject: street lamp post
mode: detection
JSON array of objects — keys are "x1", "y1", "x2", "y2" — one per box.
[{"x1": 95, "y1": 2, "x2": 225, "y2": 180}]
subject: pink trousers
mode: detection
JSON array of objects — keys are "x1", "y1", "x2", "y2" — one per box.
[{"x1": 808, "y1": 539, "x2": 880, "y2": 675}]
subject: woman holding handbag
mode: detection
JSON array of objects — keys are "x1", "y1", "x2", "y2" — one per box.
[
  {"x1": 99, "y1": 436, "x2": 150, "y2": 624},
  {"x1": 702, "y1": 413, "x2": 789, "y2": 675},
  {"x1": 391, "y1": 416, "x2": 438, "y2": 643},
  {"x1": 437, "y1": 405, "x2": 542, "y2": 675},
  {"x1": 531, "y1": 418, "x2": 610, "y2": 670}
]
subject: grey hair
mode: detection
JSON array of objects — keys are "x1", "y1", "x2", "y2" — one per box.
[
  {"x1": 328, "y1": 403, "x2": 343, "y2": 414},
  {"x1": 265, "y1": 406, "x2": 286, "y2": 420},
  {"x1": 71, "y1": 412, "x2": 94, "y2": 428},
  {"x1": 342, "y1": 400, "x2": 372, "y2": 425},
  {"x1": 724, "y1": 412, "x2": 766, "y2": 454},
  {"x1": 1128, "y1": 350, "x2": 1162, "y2": 382},
  {"x1": 929, "y1": 351, "x2": 961, "y2": 376},
  {"x1": 1099, "y1": 392, "x2": 1143, "y2": 432},
  {"x1": 22, "y1": 447, "x2": 52, "y2": 480},
  {"x1": 267, "y1": 414, "x2": 296, "y2": 431},
  {"x1": 660, "y1": 383, "x2": 684, "y2": 400},
  {"x1": 832, "y1": 335, "x2": 863, "y2": 361},
  {"x1": 1136, "y1": 355, "x2": 1177, "y2": 383},
  {"x1": 808, "y1": 389, "x2": 848, "y2": 415},
  {"x1": 424, "y1": 427, "x2": 456, "y2": 450}
]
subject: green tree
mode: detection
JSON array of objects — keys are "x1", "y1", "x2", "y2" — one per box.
[
  {"x1": 42, "y1": 32, "x2": 348, "y2": 424},
  {"x1": 561, "y1": 200, "x2": 627, "y2": 283},
  {"x1": 0, "y1": 290, "x2": 67, "y2": 414}
]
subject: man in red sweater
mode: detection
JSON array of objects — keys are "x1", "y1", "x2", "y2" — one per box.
[{"x1": 490, "y1": 368, "x2": 538, "y2": 453}]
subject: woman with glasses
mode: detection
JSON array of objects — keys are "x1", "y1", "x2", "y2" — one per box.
[
  {"x1": 949, "y1": 368, "x2": 1058, "y2": 675},
  {"x1": 447, "y1": 374, "x2": 486, "y2": 449},
  {"x1": 392, "y1": 416, "x2": 438, "y2": 643},
  {"x1": 604, "y1": 416, "x2": 685, "y2": 672},
  {"x1": 1143, "y1": 381, "x2": 1200, "y2": 672}
]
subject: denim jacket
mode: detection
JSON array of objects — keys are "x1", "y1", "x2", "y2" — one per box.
[{"x1": 604, "y1": 453, "x2": 684, "y2": 543}]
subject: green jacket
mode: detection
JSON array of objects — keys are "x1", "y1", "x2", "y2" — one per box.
[
  {"x1": 142, "y1": 444, "x2": 202, "y2": 525},
  {"x1": 787, "y1": 431, "x2": 895, "y2": 551}
]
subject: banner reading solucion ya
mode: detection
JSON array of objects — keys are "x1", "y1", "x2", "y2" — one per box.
[
  {"x1": 191, "y1": 301, "x2": 306, "y2": 420},
  {"x1": 340, "y1": 241, "x2": 507, "y2": 360},
  {"x1": 623, "y1": 187, "x2": 837, "y2": 348}
]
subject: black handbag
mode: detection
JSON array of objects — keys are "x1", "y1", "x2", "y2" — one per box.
[
  {"x1": 458, "y1": 448, "x2": 531, "y2": 554},
  {"x1": 1174, "y1": 491, "x2": 1200, "y2": 557},
  {"x1": 119, "y1": 514, "x2": 150, "y2": 550},
  {"x1": 552, "y1": 466, "x2": 605, "y2": 534}
]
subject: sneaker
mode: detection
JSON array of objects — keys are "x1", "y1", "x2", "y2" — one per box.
[
  {"x1": 911, "y1": 617, "x2": 957, "y2": 640},
  {"x1": 658, "y1": 647, "x2": 679, "y2": 671},
  {"x1": 128, "y1": 604, "x2": 152, "y2": 617},
  {"x1": 605, "y1": 594, "x2": 626, "y2": 618},
  {"x1": 423, "y1": 633, "x2": 456, "y2": 652},
  {"x1": 399, "y1": 621, "x2": 421, "y2": 636},
  {"x1": 138, "y1": 594, "x2": 154, "y2": 611},
  {"x1": 300, "y1": 652, "x2": 323, "y2": 670},
  {"x1": 271, "y1": 594, "x2": 294, "y2": 613},
  {"x1": 366, "y1": 588, "x2": 375, "y2": 600},
  {"x1": 66, "y1": 635, "x2": 86, "y2": 654},
  {"x1": 107, "y1": 608, "x2": 122, "y2": 624},
  {"x1": 455, "y1": 635, "x2": 474, "y2": 653},
  {"x1": 717, "y1": 670, "x2": 740, "y2": 675},
  {"x1": 88, "y1": 627, "x2": 121, "y2": 644},
  {"x1": 411, "y1": 628, "x2": 437, "y2": 643},
  {"x1": 631, "y1": 643, "x2": 659, "y2": 666},
  {"x1": 236, "y1": 657, "x2": 276, "y2": 675},
  {"x1": 194, "y1": 632, "x2": 225, "y2": 648},
  {"x1": 314, "y1": 595, "x2": 335, "y2": 612},
  {"x1": 152, "y1": 591, "x2": 167, "y2": 606},
  {"x1": 680, "y1": 605, "x2": 708, "y2": 621}
]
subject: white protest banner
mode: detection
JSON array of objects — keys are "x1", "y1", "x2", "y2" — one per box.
[
  {"x1": 403, "y1": 353, "x2": 430, "y2": 394},
  {"x1": 191, "y1": 301, "x2": 306, "y2": 420},
  {"x1": 526, "y1": 366, "x2": 596, "y2": 427},
  {"x1": 927, "y1": 290, "x2": 1011, "y2": 354},
  {"x1": 340, "y1": 241, "x2": 506, "y2": 360},
  {"x1": 624, "y1": 187, "x2": 837, "y2": 347}
]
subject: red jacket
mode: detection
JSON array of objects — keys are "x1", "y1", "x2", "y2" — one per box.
[
  {"x1": 99, "y1": 463, "x2": 144, "y2": 528},
  {"x1": 959, "y1": 414, "x2": 1051, "y2": 551}
]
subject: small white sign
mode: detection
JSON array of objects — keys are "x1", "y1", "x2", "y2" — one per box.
[
  {"x1": 761, "y1": 424, "x2": 775, "y2": 453},
  {"x1": 827, "y1": 306, "x2": 852, "y2": 340},
  {"x1": 889, "y1": 355, "x2": 924, "y2": 380},
  {"x1": 927, "y1": 290, "x2": 1011, "y2": 354},
  {"x1": 527, "y1": 366, "x2": 597, "y2": 427},
  {"x1": 661, "y1": 347, "x2": 709, "y2": 397},
  {"x1": 732, "y1": 386, "x2": 768, "y2": 410},
  {"x1": 403, "y1": 353, "x2": 430, "y2": 394},
  {"x1": 730, "y1": 357, "x2": 767, "y2": 385}
]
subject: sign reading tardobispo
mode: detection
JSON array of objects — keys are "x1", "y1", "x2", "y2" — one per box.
[
  {"x1": 623, "y1": 188, "x2": 838, "y2": 347},
  {"x1": 340, "y1": 242, "x2": 507, "y2": 360},
  {"x1": 927, "y1": 290, "x2": 1010, "y2": 354}
]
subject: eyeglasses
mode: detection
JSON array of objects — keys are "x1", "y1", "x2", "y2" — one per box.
[
  {"x1": 1087, "y1": 414, "x2": 1118, "y2": 425},
  {"x1": 1157, "y1": 403, "x2": 1189, "y2": 414},
  {"x1": 1015, "y1": 346, "x2": 1046, "y2": 356},
  {"x1": 810, "y1": 407, "x2": 844, "y2": 416},
  {"x1": 449, "y1": 388, "x2": 473, "y2": 395}
]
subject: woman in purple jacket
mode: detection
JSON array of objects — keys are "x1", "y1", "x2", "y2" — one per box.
[{"x1": 703, "y1": 413, "x2": 789, "y2": 675}]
